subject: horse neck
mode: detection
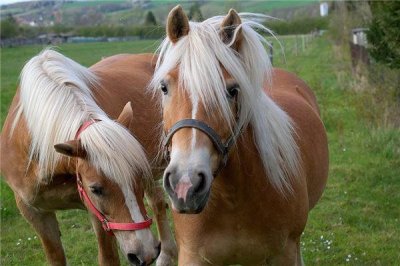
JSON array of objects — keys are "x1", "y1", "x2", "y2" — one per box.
[
  {"x1": 210, "y1": 126, "x2": 272, "y2": 209},
  {"x1": 10, "y1": 111, "x2": 75, "y2": 184}
]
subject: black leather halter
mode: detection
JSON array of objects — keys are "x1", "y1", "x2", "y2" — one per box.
[{"x1": 163, "y1": 118, "x2": 242, "y2": 176}]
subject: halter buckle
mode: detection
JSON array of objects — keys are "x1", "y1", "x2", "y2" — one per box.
[{"x1": 102, "y1": 219, "x2": 111, "y2": 231}]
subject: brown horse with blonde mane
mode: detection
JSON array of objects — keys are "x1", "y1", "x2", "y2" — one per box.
[
  {"x1": 149, "y1": 6, "x2": 329, "y2": 265},
  {"x1": 0, "y1": 50, "x2": 176, "y2": 266}
]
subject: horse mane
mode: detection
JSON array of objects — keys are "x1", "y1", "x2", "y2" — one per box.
[
  {"x1": 150, "y1": 14, "x2": 301, "y2": 194},
  {"x1": 14, "y1": 49, "x2": 152, "y2": 189}
]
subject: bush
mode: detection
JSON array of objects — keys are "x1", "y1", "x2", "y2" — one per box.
[
  {"x1": 1, "y1": 15, "x2": 19, "y2": 39},
  {"x1": 367, "y1": 1, "x2": 400, "y2": 69}
]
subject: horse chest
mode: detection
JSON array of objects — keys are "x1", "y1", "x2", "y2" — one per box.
[
  {"x1": 174, "y1": 176, "x2": 307, "y2": 264},
  {"x1": 183, "y1": 224, "x2": 284, "y2": 265},
  {"x1": 175, "y1": 199, "x2": 293, "y2": 265}
]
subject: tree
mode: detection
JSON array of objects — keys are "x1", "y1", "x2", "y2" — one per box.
[
  {"x1": 367, "y1": 1, "x2": 400, "y2": 69},
  {"x1": 188, "y1": 3, "x2": 204, "y2": 22},
  {"x1": 1, "y1": 14, "x2": 19, "y2": 39},
  {"x1": 144, "y1": 11, "x2": 157, "y2": 26}
]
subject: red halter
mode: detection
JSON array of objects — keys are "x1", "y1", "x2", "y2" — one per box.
[{"x1": 75, "y1": 120, "x2": 152, "y2": 234}]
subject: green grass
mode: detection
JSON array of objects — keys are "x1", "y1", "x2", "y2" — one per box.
[
  {"x1": 1, "y1": 36, "x2": 400, "y2": 265},
  {"x1": 273, "y1": 36, "x2": 400, "y2": 264}
]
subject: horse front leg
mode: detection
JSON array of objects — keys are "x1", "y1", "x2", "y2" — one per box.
[
  {"x1": 89, "y1": 214, "x2": 120, "y2": 266},
  {"x1": 15, "y1": 194, "x2": 67, "y2": 266},
  {"x1": 270, "y1": 237, "x2": 303, "y2": 266},
  {"x1": 146, "y1": 186, "x2": 177, "y2": 266}
]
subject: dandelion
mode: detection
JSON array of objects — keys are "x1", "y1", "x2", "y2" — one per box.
[
  {"x1": 28, "y1": 237, "x2": 31, "y2": 241},
  {"x1": 346, "y1": 258, "x2": 350, "y2": 262},
  {"x1": 16, "y1": 242, "x2": 20, "y2": 246}
]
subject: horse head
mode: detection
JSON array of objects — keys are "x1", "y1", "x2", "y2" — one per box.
[
  {"x1": 55, "y1": 103, "x2": 161, "y2": 266},
  {"x1": 154, "y1": 6, "x2": 246, "y2": 213}
]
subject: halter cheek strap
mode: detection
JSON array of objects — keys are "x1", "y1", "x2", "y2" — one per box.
[
  {"x1": 163, "y1": 119, "x2": 242, "y2": 176},
  {"x1": 76, "y1": 174, "x2": 152, "y2": 234},
  {"x1": 75, "y1": 120, "x2": 152, "y2": 235}
]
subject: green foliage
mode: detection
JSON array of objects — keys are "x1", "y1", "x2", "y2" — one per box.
[
  {"x1": 266, "y1": 16, "x2": 329, "y2": 35},
  {"x1": 50, "y1": 24, "x2": 73, "y2": 34},
  {"x1": 144, "y1": 11, "x2": 157, "y2": 26},
  {"x1": 0, "y1": 14, "x2": 19, "y2": 39},
  {"x1": 188, "y1": 2, "x2": 204, "y2": 22},
  {"x1": 367, "y1": 1, "x2": 400, "y2": 69}
]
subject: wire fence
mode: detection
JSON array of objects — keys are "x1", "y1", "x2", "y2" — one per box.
[{"x1": 268, "y1": 33, "x2": 320, "y2": 66}]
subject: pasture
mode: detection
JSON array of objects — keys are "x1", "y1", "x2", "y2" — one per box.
[{"x1": 1, "y1": 37, "x2": 399, "y2": 265}]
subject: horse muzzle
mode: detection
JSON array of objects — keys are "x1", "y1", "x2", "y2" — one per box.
[
  {"x1": 127, "y1": 242, "x2": 161, "y2": 266},
  {"x1": 163, "y1": 164, "x2": 212, "y2": 214}
]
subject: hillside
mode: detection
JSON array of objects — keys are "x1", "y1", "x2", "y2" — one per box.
[{"x1": 1, "y1": 0, "x2": 320, "y2": 27}]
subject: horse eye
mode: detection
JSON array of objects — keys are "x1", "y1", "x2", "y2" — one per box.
[
  {"x1": 160, "y1": 81, "x2": 168, "y2": 95},
  {"x1": 227, "y1": 85, "x2": 239, "y2": 99},
  {"x1": 89, "y1": 185, "x2": 104, "y2": 196}
]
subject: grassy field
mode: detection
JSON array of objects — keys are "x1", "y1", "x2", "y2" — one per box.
[{"x1": 1, "y1": 36, "x2": 400, "y2": 265}]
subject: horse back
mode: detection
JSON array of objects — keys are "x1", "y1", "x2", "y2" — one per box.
[
  {"x1": 267, "y1": 68, "x2": 329, "y2": 209},
  {"x1": 89, "y1": 53, "x2": 161, "y2": 165}
]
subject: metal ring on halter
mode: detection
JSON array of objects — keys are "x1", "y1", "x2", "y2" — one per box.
[{"x1": 102, "y1": 219, "x2": 111, "y2": 231}]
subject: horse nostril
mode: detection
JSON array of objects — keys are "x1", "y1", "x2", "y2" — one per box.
[
  {"x1": 127, "y1": 253, "x2": 142, "y2": 266},
  {"x1": 156, "y1": 242, "x2": 161, "y2": 257},
  {"x1": 164, "y1": 171, "x2": 172, "y2": 191},
  {"x1": 148, "y1": 242, "x2": 162, "y2": 265},
  {"x1": 194, "y1": 172, "x2": 206, "y2": 193}
]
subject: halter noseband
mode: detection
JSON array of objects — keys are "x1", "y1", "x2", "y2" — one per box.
[
  {"x1": 163, "y1": 118, "x2": 242, "y2": 176},
  {"x1": 75, "y1": 120, "x2": 152, "y2": 235}
]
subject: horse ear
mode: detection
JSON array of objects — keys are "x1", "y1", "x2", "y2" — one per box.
[
  {"x1": 167, "y1": 5, "x2": 190, "y2": 43},
  {"x1": 54, "y1": 140, "x2": 86, "y2": 158},
  {"x1": 220, "y1": 9, "x2": 243, "y2": 51},
  {"x1": 117, "y1": 102, "x2": 133, "y2": 129}
]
